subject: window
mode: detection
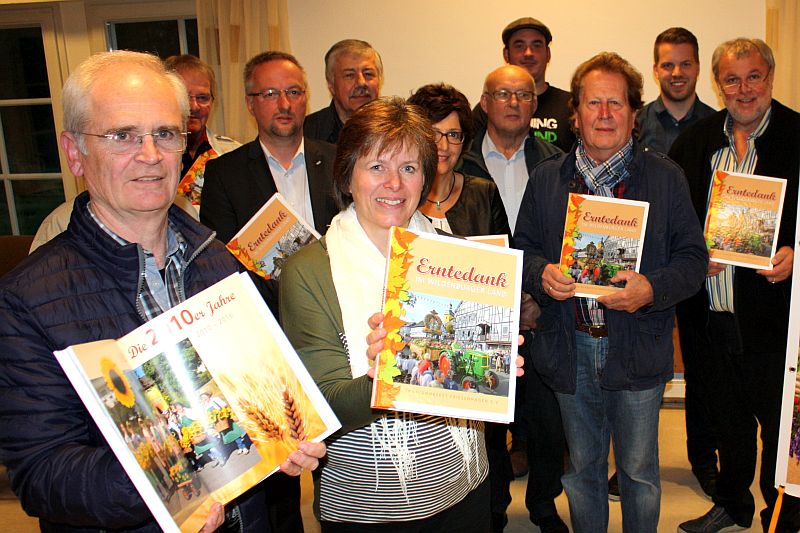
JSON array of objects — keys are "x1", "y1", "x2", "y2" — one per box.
[
  {"x1": 0, "y1": 24, "x2": 65, "y2": 235},
  {"x1": 106, "y1": 18, "x2": 198, "y2": 58}
]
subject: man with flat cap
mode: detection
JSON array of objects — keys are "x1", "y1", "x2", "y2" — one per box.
[{"x1": 473, "y1": 17, "x2": 575, "y2": 153}]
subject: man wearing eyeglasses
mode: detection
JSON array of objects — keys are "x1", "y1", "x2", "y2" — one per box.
[
  {"x1": 28, "y1": 55, "x2": 241, "y2": 253},
  {"x1": 201, "y1": 51, "x2": 337, "y2": 250},
  {"x1": 462, "y1": 65, "x2": 561, "y2": 232},
  {"x1": 0, "y1": 50, "x2": 325, "y2": 533},
  {"x1": 165, "y1": 55, "x2": 241, "y2": 208},
  {"x1": 670, "y1": 38, "x2": 800, "y2": 533},
  {"x1": 461, "y1": 63, "x2": 563, "y2": 533}
]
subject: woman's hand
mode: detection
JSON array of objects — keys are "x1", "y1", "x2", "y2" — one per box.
[
  {"x1": 279, "y1": 441, "x2": 327, "y2": 476},
  {"x1": 515, "y1": 335, "x2": 525, "y2": 377},
  {"x1": 198, "y1": 503, "x2": 224, "y2": 532},
  {"x1": 366, "y1": 312, "x2": 387, "y2": 379}
]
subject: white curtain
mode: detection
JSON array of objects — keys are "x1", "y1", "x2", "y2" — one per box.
[
  {"x1": 196, "y1": 0, "x2": 290, "y2": 143},
  {"x1": 766, "y1": 0, "x2": 800, "y2": 111}
]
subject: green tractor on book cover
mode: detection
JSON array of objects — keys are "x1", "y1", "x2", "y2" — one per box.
[{"x1": 437, "y1": 342, "x2": 499, "y2": 392}]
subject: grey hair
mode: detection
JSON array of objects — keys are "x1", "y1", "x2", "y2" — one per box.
[
  {"x1": 711, "y1": 38, "x2": 775, "y2": 82},
  {"x1": 62, "y1": 50, "x2": 189, "y2": 153},
  {"x1": 324, "y1": 39, "x2": 384, "y2": 86}
]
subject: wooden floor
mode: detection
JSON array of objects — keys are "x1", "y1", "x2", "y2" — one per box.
[{"x1": 0, "y1": 407, "x2": 767, "y2": 532}]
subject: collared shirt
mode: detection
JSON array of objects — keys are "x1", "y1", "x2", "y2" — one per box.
[
  {"x1": 706, "y1": 107, "x2": 772, "y2": 313},
  {"x1": 87, "y1": 202, "x2": 188, "y2": 318},
  {"x1": 636, "y1": 96, "x2": 715, "y2": 154},
  {"x1": 259, "y1": 138, "x2": 314, "y2": 225},
  {"x1": 482, "y1": 133, "x2": 528, "y2": 230}
]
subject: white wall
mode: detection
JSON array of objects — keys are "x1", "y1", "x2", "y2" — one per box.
[{"x1": 288, "y1": 0, "x2": 765, "y2": 115}]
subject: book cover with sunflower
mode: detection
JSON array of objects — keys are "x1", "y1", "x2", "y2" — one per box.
[
  {"x1": 370, "y1": 226, "x2": 522, "y2": 423},
  {"x1": 225, "y1": 193, "x2": 319, "y2": 280},
  {"x1": 559, "y1": 193, "x2": 650, "y2": 298},
  {"x1": 55, "y1": 273, "x2": 340, "y2": 533},
  {"x1": 703, "y1": 170, "x2": 786, "y2": 270}
]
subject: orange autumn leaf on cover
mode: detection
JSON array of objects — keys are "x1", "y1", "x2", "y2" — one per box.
[
  {"x1": 226, "y1": 239, "x2": 270, "y2": 279},
  {"x1": 560, "y1": 194, "x2": 585, "y2": 275},
  {"x1": 177, "y1": 149, "x2": 217, "y2": 203},
  {"x1": 375, "y1": 227, "x2": 418, "y2": 396},
  {"x1": 704, "y1": 171, "x2": 728, "y2": 248}
]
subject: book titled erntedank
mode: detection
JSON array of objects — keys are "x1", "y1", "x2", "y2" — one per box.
[
  {"x1": 371, "y1": 226, "x2": 522, "y2": 423},
  {"x1": 559, "y1": 193, "x2": 649, "y2": 298},
  {"x1": 55, "y1": 273, "x2": 340, "y2": 533},
  {"x1": 226, "y1": 193, "x2": 319, "y2": 280},
  {"x1": 704, "y1": 170, "x2": 787, "y2": 270}
]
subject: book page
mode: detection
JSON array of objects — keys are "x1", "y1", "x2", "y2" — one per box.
[
  {"x1": 371, "y1": 227, "x2": 522, "y2": 423},
  {"x1": 56, "y1": 273, "x2": 339, "y2": 532}
]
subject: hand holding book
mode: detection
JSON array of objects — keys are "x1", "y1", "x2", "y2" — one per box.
[
  {"x1": 595, "y1": 270, "x2": 654, "y2": 313},
  {"x1": 542, "y1": 263, "x2": 576, "y2": 300},
  {"x1": 757, "y1": 245, "x2": 794, "y2": 283}
]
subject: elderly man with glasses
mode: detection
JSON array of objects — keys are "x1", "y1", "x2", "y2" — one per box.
[
  {"x1": 462, "y1": 65, "x2": 561, "y2": 232},
  {"x1": 0, "y1": 50, "x2": 325, "y2": 533},
  {"x1": 460, "y1": 63, "x2": 563, "y2": 533},
  {"x1": 670, "y1": 38, "x2": 800, "y2": 533},
  {"x1": 28, "y1": 54, "x2": 241, "y2": 253}
]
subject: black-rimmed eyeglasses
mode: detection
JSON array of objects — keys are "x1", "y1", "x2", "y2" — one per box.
[{"x1": 433, "y1": 130, "x2": 465, "y2": 145}]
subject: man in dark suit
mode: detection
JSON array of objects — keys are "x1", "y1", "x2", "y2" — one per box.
[
  {"x1": 201, "y1": 51, "x2": 337, "y2": 244},
  {"x1": 199, "y1": 51, "x2": 337, "y2": 533}
]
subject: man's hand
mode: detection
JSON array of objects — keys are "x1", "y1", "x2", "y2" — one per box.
[
  {"x1": 542, "y1": 263, "x2": 575, "y2": 301},
  {"x1": 597, "y1": 271, "x2": 653, "y2": 313},
  {"x1": 757, "y1": 245, "x2": 793, "y2": 283},
  {"x1": 707, "y1": 260, "x2": 727, "y2": 277},
  {"x1": 198, "y1": 502, "x2": 224, "y2": 533},
  {"x1": 519, "y1": 292, "x2": 541, "y2": 331},
  {"x1": 279, "y1": 441, "x2": 327, "y2": 476}
]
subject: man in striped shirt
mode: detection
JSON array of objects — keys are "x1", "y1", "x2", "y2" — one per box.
[{"x1": 671, "y1": 38, "x2": 800, "y2": 533}]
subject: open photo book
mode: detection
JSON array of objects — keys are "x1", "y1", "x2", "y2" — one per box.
[
  {"x1": 371, "y1": 226, "x2": 522, "y2": 423},
  {"x1": 225, "y1": 193, "x2": 320, "y2": 280},
  {"x1": 704, "y1": 170, "x2": 786, "y2": 270},
  {"x1": 559, "y1": 193, "x2": 649, "y2": 298},
  {"x1": 54, "y1": 273, "x2": 340, "y2": 532}
]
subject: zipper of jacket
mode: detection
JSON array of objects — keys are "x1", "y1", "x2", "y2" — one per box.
[
  {"x1": 134, "y1": 245, "x2": 148, "y2": 322},
  {"x1": 176, "y1": 230, "x2": 217, "y2": 303}
]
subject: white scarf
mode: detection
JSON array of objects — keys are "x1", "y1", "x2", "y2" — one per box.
[
  {"x1": 327, "y1": 205, "x2": 481, "y2": 500},
  {"x1": 327, "y1": 204, "x2": 435, "y2": 376}
]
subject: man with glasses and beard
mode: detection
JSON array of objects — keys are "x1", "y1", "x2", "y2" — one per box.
[{"x1": 671, "y1": 38, "x2": 800, "y2": 533}]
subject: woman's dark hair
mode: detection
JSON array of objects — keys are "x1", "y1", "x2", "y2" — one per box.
[
  {"x1": 408, "y1": 83, "x2": 475, "y2": 152},
  {"x1": 333, "y1": 96, "x2": 436, "y2": 210}
]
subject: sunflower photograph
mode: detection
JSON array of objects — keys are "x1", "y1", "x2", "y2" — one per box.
[{"x1": 100, "y1": 356, "x2": 136, "y2": 408}]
